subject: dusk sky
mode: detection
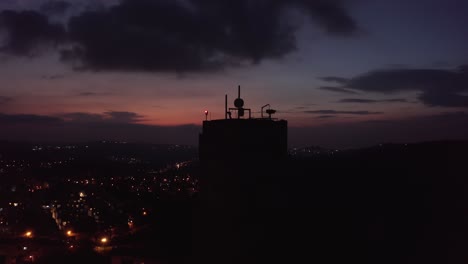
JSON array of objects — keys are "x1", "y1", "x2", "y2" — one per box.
[{"x1": 1, "y1": 0, "x2": 467, "y2": 148}]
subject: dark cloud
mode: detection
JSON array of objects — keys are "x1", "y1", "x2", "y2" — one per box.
[
  {"x1": 61, "y1": 112, "x2": 105, "y2": 123},
  {"x1": 381, "y1": 98, "x2": 408, "y2": 103},
  {"x1": 78, "y1": 92, "x2": 109, "y2": 96},
  {"x1": 62, "y1": 111, "x2": 144, "y2": 123},
  {"x1": 0, "y1": 113, "x2": 62, "y2": 125},
  {"x1": 40, "y1": 1, "x2": 71, "y2": 15},
  {"x1": 318, "y1": 86, "x2": 358, "y2": 94},
  {"x1": 60, "y1": 0, "x2": 357, "y2": 72},
  {"x1": 338, "y1": 98, "x2": 407, "y2": 103},
  {"x1": 78, "y1": 92, "x2": 96, "y2": 96},
  {"x1": 41, "y1": 74, "x2": 65, "y2": 80},
  {"x1": 299, "y1": 0, "x2": 357, "y2": 35},
  {"x1": 305, "y1": 110, "x2": 383, "y2": 115},
  {"x1": 0, "y1": 10, "x2": 66, "y2": 56},
  {"x1": 0, "y1": 111, "x2": 198, "y2": 144},
  {"x1": 347, "y1": 67, "x2": 468, "y2": 94},
  {"x1": 418, "y1": 91, "x2": 468, "y2": 108},
  {"x1": 322, "y1": 66, "x2": 468, "y2": 107},
  {"x1": 320, "y1": 76, "x2": 349, "y2": 84},
  {"x1": 290, "y1": 112, "x2": 468, "y2": 148},
  {"x1": 0, "y1": 96, "x2": 12, "y2": 104},
  {"x1": 104, "y1": 111, "x2": 144, "y2": 123},
  {"x1": 294, "y1": 106, "x2": 309, "y2": 110},
  {"x1": 290, "y1": 104, "x2": 316, "y2": 111},
  {"x1": 2, "y1": 111, "x2": 466, "y2": 148}
]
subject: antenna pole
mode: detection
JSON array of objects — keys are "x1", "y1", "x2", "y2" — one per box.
[
  {"x1": 238, "y1": 85, "x2": 241, "y2": 98},
  {"x1": 225, "y1": 94, "x2": 228, "y2": 119},
  {"x1": 261, "y1": 104, "x2": 270, "y2": 119}
]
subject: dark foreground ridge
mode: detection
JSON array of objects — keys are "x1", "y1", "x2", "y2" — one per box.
[
  {"x1": 0, "y1": 140, "x2": 467, "y2": 263},
  {"x1": 199, "y1": 140, "x2": 468, "y2": 264}
]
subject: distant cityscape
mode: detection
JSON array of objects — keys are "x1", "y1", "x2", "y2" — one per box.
[
  {"x1": 0, "y1": 139, "x2": 466, "y2": 263},
  {"x1": 0, "y1": 141, "x2": 198, "y2": 263},
  {"x1": 0, "y1": 140, "x2": 354, "y2": 258}
]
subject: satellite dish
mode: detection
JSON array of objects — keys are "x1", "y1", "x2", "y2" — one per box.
[
  {"x1": 266, "y1": 109, "x2": 276, "y2": 119},
  {"x1": 234, "y1": 98, "x2": 244, "y2": 108}
]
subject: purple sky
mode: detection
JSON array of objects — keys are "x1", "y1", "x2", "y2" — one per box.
[{"x1": 0, "y1": 0, "x2": 467, "y2": 148}]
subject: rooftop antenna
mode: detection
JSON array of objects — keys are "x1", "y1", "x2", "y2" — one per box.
[
  {"x1": 261, "y1": 104, "x2": 270, "y2": 118},
  {"x1": 234, "y1": 85, "x2": 245, "y2": 119},
  {"x1": 261, "y1": 104, "x2": 277, "y2": 119},
  {"x1": 225, "y1": 94, "x2": 228, "y2": 119},
  {"x1": 266, "y1": 108, "x2": 276, "y2": 119}
]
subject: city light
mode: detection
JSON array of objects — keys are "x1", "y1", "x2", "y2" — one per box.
[
  {"x1": 66, "y1": 230, "x2": 73, "y2": 236},
  {"x1": 25, "y1": 231, "x2": 32, "y2": 238},
  {"x1": 100, "y1": 237, "x2": 108, "y2": 244}
]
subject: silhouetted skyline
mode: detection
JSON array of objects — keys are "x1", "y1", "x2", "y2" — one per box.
[{"x1": 1, "y1": 0, "x2": 468, "y2": 147}]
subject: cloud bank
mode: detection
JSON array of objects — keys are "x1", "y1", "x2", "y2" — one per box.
[
  {"x1": 321, "y1": 65, "x2": 468, "y2": 107},
  {"x1": 0, "y1": 111, "x2": 199, "y2": 144},
  {"x1": 1, "y1": 110, "x2": 467, "y2": 148},
  {"x1": 1, "y1": 0, "x2": 357, "y2": 72}
]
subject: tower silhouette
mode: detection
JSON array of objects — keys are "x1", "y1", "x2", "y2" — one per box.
[{"x1": 195, "y1": 86, "x2": 288, "y2": 263}]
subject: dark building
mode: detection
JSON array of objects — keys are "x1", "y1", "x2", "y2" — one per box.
[
  {"x1": 195, "y1": 86, "x2": 288, "y2": 264},
  {"x1": 198, "y1": 86, "x2": 287, "y2": 206},
  {"x1": 199, "y1": 85, "x2": 287, "y2": 162},
  {"x1": 199, "y1": 118, "x2": 287, "y2": 163}
]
